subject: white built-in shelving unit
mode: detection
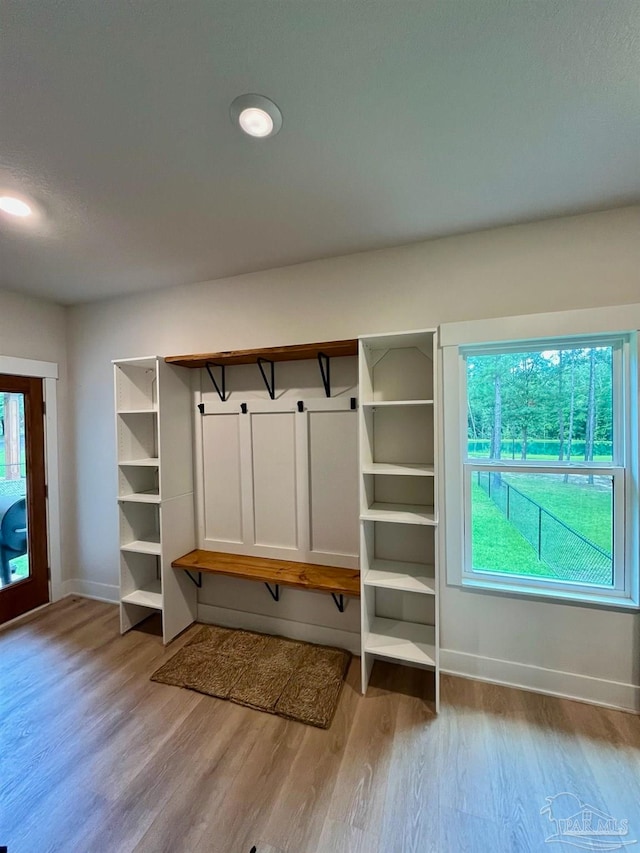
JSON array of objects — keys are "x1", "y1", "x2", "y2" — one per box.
[
  {"x1": 115, "y1": 338, "x2": 440, "y2": 708},
  {"x1": 114, "y1": 356, "x2": 197, "y2": 643},
  {"x1": 359, "y1": 329, "x2": 440, "y2": 710}
]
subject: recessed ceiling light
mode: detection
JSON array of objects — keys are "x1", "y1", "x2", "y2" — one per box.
[
  {"x1": 239, "y1": 108, "x2": 273, "y2": 138},
  {"x1": 230, "y1": 94, "x2": 282, "y2": 138},
  {"x1": 0, "y1": 196, "x2": 32, "y2": 217}
]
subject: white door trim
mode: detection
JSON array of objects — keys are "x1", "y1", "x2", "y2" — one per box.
[{"x1": 0, "y1": 356, "x2": 58, "y2": 380}]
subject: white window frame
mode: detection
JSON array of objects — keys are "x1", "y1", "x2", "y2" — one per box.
[{"x1": 441, "y1": 304, "x2": 640, "y2": 610}]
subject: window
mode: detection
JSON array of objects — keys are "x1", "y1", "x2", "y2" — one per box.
[{"x1": 443, "y1": 329, "x2": 639, "y2": 608}]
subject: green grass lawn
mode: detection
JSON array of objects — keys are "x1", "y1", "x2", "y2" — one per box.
[
  {"x1": 471, "y1": 471, "x2": 613, "y2": 581},
  {"x1": 10, "y1": 554, "x2": 28, "y2": 580},
  {"x1": 472, "y1": 481, "x2": 550, "y2": 578},
  {"x1": 502, "y1": 473, "x2": 612, "y2": 553}
]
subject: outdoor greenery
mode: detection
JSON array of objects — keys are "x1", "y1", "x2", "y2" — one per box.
[
  {"x1": 467, "y1": 346, "x2": 613, "y2": 462},
  {"x1": 9, "y1": 554, "x2": 29, "y2": 583},
  {"x1": 471, "y1": 475, "x2": 612, "y2": 579},
  {"x1": 0, "y1": 396, "x2": 29, "y2": 587},
  {"x1": 502, "y1": 473, "x2": 612, "y2": 553},
  {"x1": 467, "y1": 438, "x2": 612, "y2": 461},
  {"x1": 471, "y1": 480, "x2": 551, "y2": 577},
  {"x1": 467, "y1": 345, "x2": 615, "y2": 583},
  {"x1": 0, "y1": 394, "x2": 26, "y2": 431},
  {"x1": 0, "y1": 449, "x2": 27, "y2": 478}
]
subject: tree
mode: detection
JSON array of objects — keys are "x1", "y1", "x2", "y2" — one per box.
[
  {"x1": 490, "y1": 357, "x2": 502, "y2": 460},
  {"x1": 465, "y1": 345, "x2": 612, "y2": 465},
  {"x1": 563, "y1": 352, "x2": 576, "y2": 482},
  {"x1": 557, "y1": 351, "x2": 565, "y2": 461},
  {"x1": 585, "y1": 348, "x2": 597, "y2": 484},
  {"x1": 4, "y1": 393, "x2": 21, "y2": 480},
  {"x1": 503, "y1": 352, "x2": 546, "y2": 460}
]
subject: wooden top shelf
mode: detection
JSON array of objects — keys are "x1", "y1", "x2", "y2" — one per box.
[
  {"x1": 172, "y1": 549, "x2": 360, "y2": 597},
  {"x1": 165, "y1": 339, "x2": 358, "y2": 369}
]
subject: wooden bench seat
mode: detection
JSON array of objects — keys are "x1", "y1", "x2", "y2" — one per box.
[{"x1": 172, "y1": 549, "x2": 360, "y2": 597}]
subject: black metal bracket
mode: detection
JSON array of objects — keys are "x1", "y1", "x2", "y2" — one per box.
[
  {"x1": 241, "y1": 402, "x2": 248, "y2": 414},
  {"x1": 198, "y1": 402, "x2": 205, "y2": 414},
  {"x1": 350, "y1": 397, "x2": 357, "y2": 410},
  {"x1": 257, "y1": 357, "x2": 275, "y2": 400},
  {"x1": 331, "y1": 593, "x2": 345, "y2": 613},
  {"x1": 185, "y1": 570, "x2": 202, "y2": 588},
  {"x1": 297, "y1": 400, "x2": 304, "y2": 412},
  {"x1": 317, "y1": 352, "x2": 331, "y2": 397},
  {"x1": 205, "y1": 362, "x2": 226, "y2": 402},
  {"x1": 265, "y1": 582, "x2": 280, "y2": 602}
]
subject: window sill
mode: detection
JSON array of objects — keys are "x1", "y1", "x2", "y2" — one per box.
[{"x1": 460, "y1": 576, "x2": 640, "y2": 611}]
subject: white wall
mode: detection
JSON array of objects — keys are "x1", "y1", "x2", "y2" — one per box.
[
  {"x1": 0, "y1": 288, "x2": 70, "y2": 588},
  {"x1": 68, "y1": 205, "x2": 640, "y2": 707}
]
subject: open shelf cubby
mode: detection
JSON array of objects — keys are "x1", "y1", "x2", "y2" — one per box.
[
  {"x1": 361, "y1": 520, "x2": 436, "y2": 594},
  {"x1": 117, "y1": 411, "x2": 158, "y2": 463},
  {"x1": 120, "y1": 551, "x2": 162, "y2": 610},
  {"x1": 364, "y1": 577, "x2": 437, "y2": 667},
  {"x1": 361, "y1": 404, "x2": 434, "y2": 467},
  {"x1": 118, "y1": 464, "x2": 160, "y2": 502},
  {"x1": 114, "y1": 359, "x2": 158, "y2": 412},
  {"x1": 360, "y1": 336, "x2": 433, "y2": 403},
  {"x1": 361, "y1": 473, "x2": 436, "y2": 525},
  {"x1": 119, "y1": 500, "x2": 161, "y2": 554}
]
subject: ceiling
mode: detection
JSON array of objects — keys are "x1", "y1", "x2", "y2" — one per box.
[{"x1": 1, "y1": 1, "x2": 639, "y2": 305}]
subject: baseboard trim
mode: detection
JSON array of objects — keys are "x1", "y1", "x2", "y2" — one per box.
[
  {"x1": 63, "y1": 579, "x2": 119, "y2": 604},
  {"x1": 34, "y1": 586, "x2": 640, "y2": 712},
  {"x1": 440, "y1": 648, "x2": 640, "y2": 714},
  {"x1": 197, "y1": 603, "x2": 361, "y2": 655}
]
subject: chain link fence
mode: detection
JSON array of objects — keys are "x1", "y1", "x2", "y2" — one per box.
[{"x1": 477, "y1": 471, "x2": 613, "y2": 585}]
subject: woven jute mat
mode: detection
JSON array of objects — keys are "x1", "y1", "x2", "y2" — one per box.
[{"x1": 151, "y1": 624, "x2": 351, "y2": 729}]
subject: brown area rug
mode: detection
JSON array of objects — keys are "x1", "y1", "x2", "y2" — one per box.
[{"x1": 151, "y1": 624, "x2": 351, "y2": 729}]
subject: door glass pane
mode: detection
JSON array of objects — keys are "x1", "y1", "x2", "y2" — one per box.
[
  {"x1": 0, "y1": 393, "x2": 29, "y2": 588},
  {"x1": 471, "y1": 471, "x2": 614, "y2": 587}
]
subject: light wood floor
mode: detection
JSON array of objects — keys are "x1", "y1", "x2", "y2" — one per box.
[{"x1": 2, "y1": 598, "x2": 640, "y2": 853}]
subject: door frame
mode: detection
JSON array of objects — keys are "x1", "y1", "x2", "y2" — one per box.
[{"x1": 0, "y1": 356, "x2": 61, "y2": 611}]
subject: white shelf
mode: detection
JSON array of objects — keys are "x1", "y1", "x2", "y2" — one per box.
[
  {"x1": 118, "y1": 492, "x2": 161, "y2": 504},
  {"x1": 118, "y1": 458, "x2": 159, "y2": 467},
  {"x1": 360, "y1": 502, "x2": 437, "y2": 526},
  {"x1": 361, "y1": 400, "x2": 433, "y2": 408},
  {"x1": 362, "y1": 462, "x2": 434, "y2": 477},
  {"x1": 117, "y1": 408, "x2": 157, "y2": 415},
  {"x1": 365, "y1": 618, "x2": 436, "y2": 667},
  {"x1": 121, "y1": 580, "x2": 163, "y2": 610},
  {"x1": 120, "y1": 539, "x2": 162, "y2": 556},
  {"x1": 364, "y1": 560, "x2": 436, "y2": 594}
]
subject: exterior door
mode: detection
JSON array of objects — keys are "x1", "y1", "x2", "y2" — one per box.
[{"x1": 0, "y1": 375, "x2": 48, "y2": 624}]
